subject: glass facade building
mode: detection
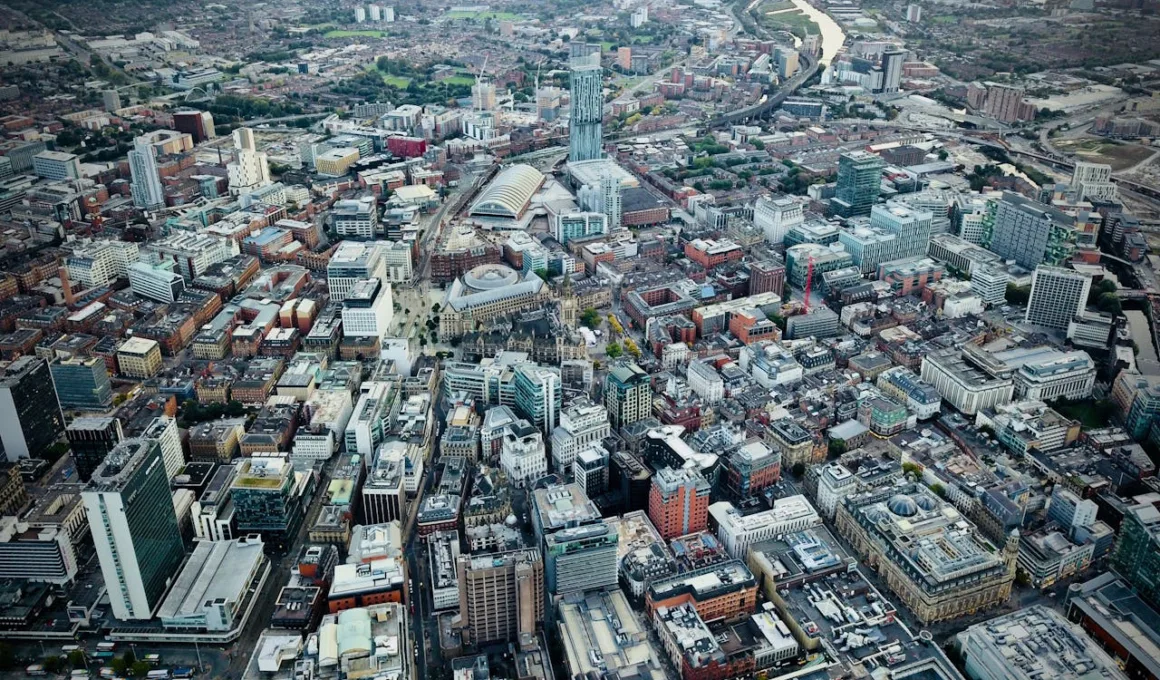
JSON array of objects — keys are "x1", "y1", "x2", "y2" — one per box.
[
  {"x1": 83, "y1": 438, "x2": 185, "y2": 620},
  {"x1": 568, "y1": 61, "x2": 604, "y2": 162},
  {"x1": 831, "y1": 151, "x2": 884, "y2": 217},
  {"x1": 50, "y1": 355, "x2": 113, "y2": 411}
]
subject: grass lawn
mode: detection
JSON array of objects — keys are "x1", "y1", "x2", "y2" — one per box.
[
  {"x1": 325, "y1": 29, "x2": 386, "y2": 38},
  {"x1": 445, "y1": 10, "x2": 522, "y2": 20},
  {"x1": 761, "y1": 10, "x2": 819, "y2": 36},
  {"x1": 381, "y1": 74, "x2": 412, "y2": 87},
  {"x1": 600, "y1": 41, "x2": 616, "y2": 51},
  {"x1": 759, "y1": 0, "x2": 798, "y2": 12},
  {"x1": 442, "y1": 75, "x2": 477, "y2": 86},
  {"x1": 1056, "y1": 137, "x2": 1156, "y2": 171}
]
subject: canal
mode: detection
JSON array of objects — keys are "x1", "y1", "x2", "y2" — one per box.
[{"x1": 1125, "y1": 309, "x2": 1160, "y2": 375}]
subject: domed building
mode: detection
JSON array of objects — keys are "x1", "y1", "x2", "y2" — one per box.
[
  {"x1": 440, "y1": 263, "x2": 551, "y2": 338},
  {"x1": 833, "y1": 482, "x2": 1018, "y2": 625}
]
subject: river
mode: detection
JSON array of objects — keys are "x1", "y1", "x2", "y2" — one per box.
[
  {"x1": 1125, "y1": 310, "x2": 1160, "y2": 375},
  {"x1": 788, "y1": 0, "x2": 846, "y2": 66}
]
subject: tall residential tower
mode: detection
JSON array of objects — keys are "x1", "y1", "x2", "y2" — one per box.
[{"x1": 569, "y1": 55, "x2": 604, "y2": 162}]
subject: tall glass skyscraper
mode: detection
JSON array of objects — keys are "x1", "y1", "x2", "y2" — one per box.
[
  {"x1": 569, "y1": 57, "x2": 604, "y2": 162},
  {"x1": 128, "y1": 136, "x2": 165, "y2": 211},
  {"x1": 0, "y1": 356, "x2": 65, "y2": 461},
  {"x1": 513, "y1": 365, "x2": 562, "y2": 435},
  {"x1": 831, "y1": 151, "x2": 885, "y2": 217},
  {"x1": 83, "y1": 438, "x2": 185, "y2": 620},
  {"x1": 50, "y1": 355, "x2": 113, "y2": 411}
]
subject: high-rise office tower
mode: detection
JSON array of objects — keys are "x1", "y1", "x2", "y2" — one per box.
[
  {"x1": 0, "y1": 357, "x2": 65, "y2": 462},
  {"x1": 1025, "y1": 266, "x2": 1091, "y2": 330},
  {"x1": 648, "y1": 466, "x2": 712, "y2": 539},
  {"x1": 1110, "y1": 498, "x2": 1160, "y2": 609},
  {"x1": 341, "y1": 278, "x2": 394, "y2": 340},
  {"x1": 573, "y1": 445, "x2": 610, "y2": 497},
  {"x1": 231, "y1": 456, "x2": 305, "y2": 547},
  {"x1": 455, "y1": 548, "x2": 544, "y2": 646},
  {"x1": 227, "y1": 127, "x2": 271, "y2": 196},
  {"x1": 513, "y1": 365, "x2": 562, "y2": 435},
  {"x1": 83, "y1": 438, "x2": 185, "y2": 620},
  {"x1": 870, "y1": 201, "x2": 934, "y2": 260},
  {"x1": 754, "y1": 195, "x2": 804, "y2": 245},
  {"x1": 604, "y1": 362, "x2": 651, "y2": 430},
  {"x1": 831, "y1": 151, "x2": 884, "y2": 217},
  {"x1": 128, "y1": 136, "x2": 165, "y2": 211},
  {"x1": 568, "y1": 56, "x2": 604, "y2": 162},
  {"x1": 987, "y1": 192, "x2": 1079, "y2": 269},
  {"x1": 544, "y1": 522, "x2": 619, "y2": 595},
  {"x1": 66, "y1": 417, "x2": 124, "y2": 482},
  {"x1": 50, "y1": 355, "x2": 113, "y2": 411}
]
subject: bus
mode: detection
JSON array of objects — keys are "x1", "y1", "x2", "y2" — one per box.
[
  {"x1": 96, "y1": 642, "x2": 116, "y2": 653},
  {"x1": 172, "y1": 668, "x2": 195, "y2": 679},
  {"x1": 146, "y1": 671, "x2": 171, "y2": 680},
  {"x1": 61, "y1": 645, "x2": 81, "y2": 654},
  {"x1": 92, "y1": 651, "x2": 115, "y2": 660},
  {"x1": 144, "y1": 655, "x2": 163, "y2": 667},
  {"x1": 25, "y1": 665, "x2": 46, "y2": 677}
]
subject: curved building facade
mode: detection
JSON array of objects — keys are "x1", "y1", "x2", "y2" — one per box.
[{"x1": 469, "y1": 164, "x2": 546, "y2": 220}]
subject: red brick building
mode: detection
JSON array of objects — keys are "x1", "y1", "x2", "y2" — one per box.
[
  {"x1": 648, "y1": 467, "x2": 711, "y2": 539},
  {"x1": 387, "y1": 136, "x2": 428, "y2": 159},
  {"x1": 684, "y1": 238, "x2": 743, "y2": 270},
  {"x1": 748, "y1": 260, "x2": 785, "y2": 296}
]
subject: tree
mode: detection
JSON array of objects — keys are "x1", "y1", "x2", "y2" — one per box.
[
  {"x1": 606, "y1": 341, "x2": 623, "y2": 359},
  {"x1": 1088, "y1": 279, "x2": 1116, "y2": 303},
  {"x1": 131, "y1": 660, "x2": 153, "y2": 677},
  {"x1": 902, "y1": 462, "x2": 922, "y2": 476},
  {"x1": 534, "y1": 268, "x2": 550, "y2": 282},
  {"x1": 1005, "y1": 283, "x2": 1031, "y2": 306},
  {"x1": 68, "y1": 650, "x2": 86, "y2": 669},
  {"x1": 791, "y1": 462, "x2": 806, "y2": 477},
  {"x1": 580, "y1": 307, "x2": 601, "y2": 328},
  {"x1": 111, "y1": 658, "x2": 128, "y2": 676},
  {"x1": 937, "y1": 149, "x2": 949, "y2": 161},
  {"x1": 930, "y1": 483, "x2": 947, "y2": 498},
  {"x1": 1097, "y1": 292, "x2": 1122, "y2": 315}
]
